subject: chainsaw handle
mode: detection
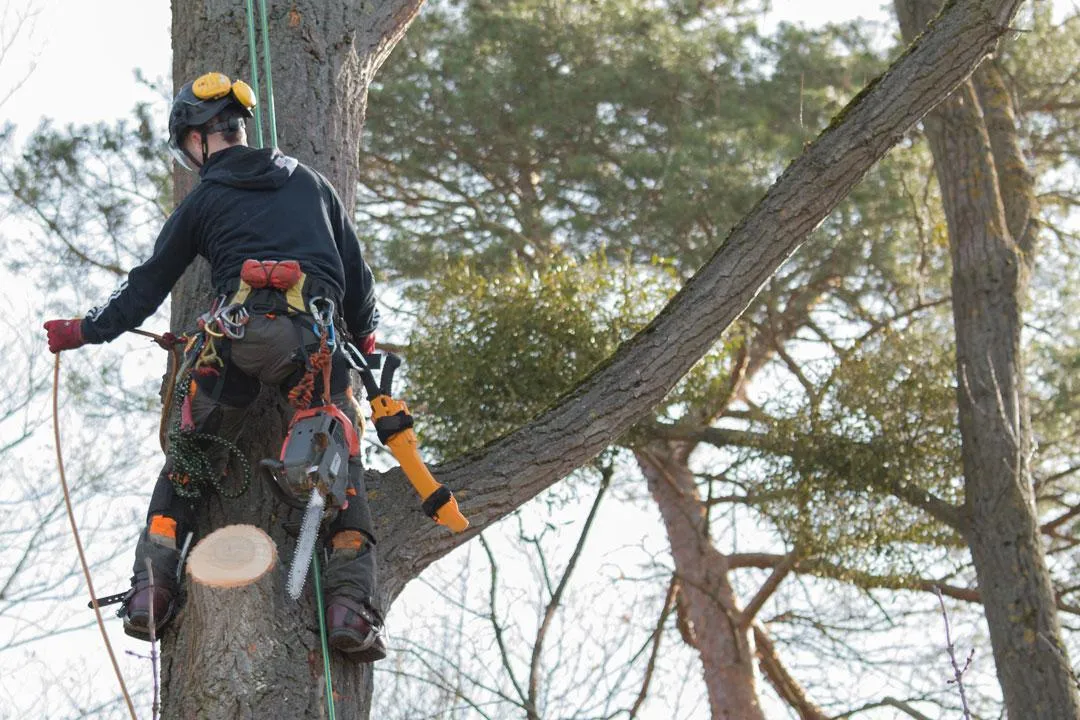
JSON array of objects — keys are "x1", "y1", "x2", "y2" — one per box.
[{"x1": 344, "y1": 343, "x2": 383, "y2": 398}]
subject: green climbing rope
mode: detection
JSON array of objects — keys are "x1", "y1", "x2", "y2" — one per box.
[
  {"x1": 256, "y1": 0, "x2": 278, "y2": 145},
  {"x1": 243, "y1": 0, "x2": 265, "y2": 148},
  {"x1": 167, "y1": 372, "x2": 252, "y2": 499},
  {"x1": 313, "y1": 552, "x2": 336, "y2": 720},
  {"x1": 240, "y1": 5, "x2": 337, "y2": 713}
]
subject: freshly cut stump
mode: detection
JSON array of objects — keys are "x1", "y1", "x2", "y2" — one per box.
[
  {"x1": 188, "y1": 523, "x2": 277, "y2": 587},
  {"x1": 168, "y1": 524, "x2": 286, "y2": 718}
]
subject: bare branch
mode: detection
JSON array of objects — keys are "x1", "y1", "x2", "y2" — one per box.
[
  {"x1": 626, "y1": 577, "x2": 678, "y2": 720},
  {"x1": 526, "y1": 469, "x2": 611, "y2": 720},
  {"x1": 738, "y1": 551, "x2": 798, "y2": 629}
]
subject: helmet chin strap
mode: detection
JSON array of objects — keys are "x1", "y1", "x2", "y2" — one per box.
[{"x1": 180, "y1": 130, "x2": 210, "y2": 169}]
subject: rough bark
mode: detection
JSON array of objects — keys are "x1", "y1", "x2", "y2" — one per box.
[
  {"x1": 159, "y1": 1, "x2": 1026, "y2": 717},
  {"x1": 753, "y1": 625, "x2": 828, "y2": 720},
  {"x1": 168, "y1": 526, "x2": 300, "y2": 719},
  {"x1": 896, "y1": 1, "x2": 1080, "y2": 716}
]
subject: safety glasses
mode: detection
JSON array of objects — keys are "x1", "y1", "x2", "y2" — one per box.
[{"x1": 192, "y1": 72, "x2": 257, "y2": 110}]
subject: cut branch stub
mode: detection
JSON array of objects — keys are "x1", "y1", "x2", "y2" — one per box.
[
  {"x1": 167, "y1": 524, "x2": 287, "y2": 720},
  {"x1": 187, "y1": 523, "x2": 277, "y2": 587}
]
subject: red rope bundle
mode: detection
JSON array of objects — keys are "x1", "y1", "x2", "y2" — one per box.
[{"x1": 288, "y1": 330, "x2": 332, "y2": 409}]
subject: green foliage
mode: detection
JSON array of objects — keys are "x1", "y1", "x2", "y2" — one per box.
[
  {"x1": 0, "y1": 102, "x2": 172, "y2": 307},
  {"x1": 0, "y1": 102, "x2": 174, "y2": 416},
  {"x1": 750, "y1": 321, "x2": 964, "y2": 565},
  {"x1": 358, "y1": 0, "x2": 1080, "y2": 662},
  {"x1": 365, "y1": 2, "x2": 968, "y2": 575},
  {"x1": 361, "y1": 0, "x2": 891, "y2": 279},
  {"x1": 405, "y1": 252, "x2": 673, "y2": 457},
  {"x1": 1002, "y1": 5, "x2": 1080, "y2": 189}
]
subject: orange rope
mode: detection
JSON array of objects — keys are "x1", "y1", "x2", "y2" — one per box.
[
  {"x1": 53, "y1": 354, "x2": 138, "y2": 720},
  {"x1": 287, "y1": 330, "x2": 332, "y2": 409}
]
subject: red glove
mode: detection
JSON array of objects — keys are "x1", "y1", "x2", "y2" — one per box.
[
  {"x1": 153, "y1": 331, "x2": 182, "y2": 351},
  {"x1": 44, "y1": 319, "x2": 86, "y2": 353},
  {"x1": 358, "y1": 333, "x2": 376, "y2": 355}
]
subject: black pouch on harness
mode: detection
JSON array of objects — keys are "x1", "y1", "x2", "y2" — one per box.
[{"x1": 190, "y1": 339, "x2": 261, "y2": 406}]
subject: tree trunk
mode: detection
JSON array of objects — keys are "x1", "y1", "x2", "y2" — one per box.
[
  {"x1": 166, "y1": 526, "x2": 302, "y2": 718},
  {"x1": 159, "y1": 1, "x2": 1026, "y2": 717},
  {"x1": 896, "y1": 1, "x2": 1080, "y2": 716},
  {"x1": 636, "y1": 442, "x2": 766, "y2": 720},
  {"x1": 164, "y1": 2, "x2": 424, "y2": 718}
]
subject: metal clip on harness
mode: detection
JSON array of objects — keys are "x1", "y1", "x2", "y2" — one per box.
[
  {"x1": 216, "y1": 303, "x2": 250, "y2": 339},
  {"x1": 309, "y1": 296, "x2": 337, "y2": 350}
]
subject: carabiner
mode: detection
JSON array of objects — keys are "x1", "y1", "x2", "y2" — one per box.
[
  {"x1": 216, "y1": 303, "x2": 250, "y2": 340},
  {"x1": 309, "y1": 297, "x2": 336, "y2": 328}
]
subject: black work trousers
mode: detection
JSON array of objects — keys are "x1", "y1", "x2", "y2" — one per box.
[{"x1": 132, "y1": 313, "x2": 378, "y2": 612}]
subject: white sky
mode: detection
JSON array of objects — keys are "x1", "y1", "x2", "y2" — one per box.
[
  {"x1": 1, "y1": 0, "x2": 898, "y2": 133},
  {"x1": 5, "y1": 0, "x2": 1075, "y2": 136}
]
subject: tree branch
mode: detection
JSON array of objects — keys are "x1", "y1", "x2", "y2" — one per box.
[
  {"x1": 738, "y1": 551, "x2": 798, "y2": 629},
  {"x1": 753, "y1": 623, "x2": 828, "y2": 720},
  {"x1": 378, "y1": 0, "x2": 1028, "y2": 597},
  {"x1": 526, "y1": 469, "x2": 611, "y2": 720},
  {"x1": 627, "y1": 576, "x2": 678, "y2": 720},
  {"x1": 727, "y1": 552, "x2": 1080, "y2": 615}
]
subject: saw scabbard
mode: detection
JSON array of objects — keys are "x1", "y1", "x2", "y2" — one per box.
[
  {"x1": 347, "y1": 348, "x2": 468, "y2": 533},
  {"x1": 371, "y1": 394, "x2": 469, "y2": 533}
]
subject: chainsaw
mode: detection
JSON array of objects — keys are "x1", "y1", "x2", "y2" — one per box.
[
  {"x1": 262, "y1": 348, "x2": 469, "y2": 599},
  {"x1": 260, "y1": 401, "x2": 360, "y2": 598}
]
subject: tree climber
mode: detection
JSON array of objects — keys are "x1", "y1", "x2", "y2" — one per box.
[{"x1": 43, "y1": 72, "x2": 386, "y2": 662}]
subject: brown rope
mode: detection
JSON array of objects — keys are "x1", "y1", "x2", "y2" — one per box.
[
  {"x1": 53, "y1": 354, "x2": 138, "y2": 720},
  {"x1": 130, "y1": 329, "x2": 183, "y2": 452}
]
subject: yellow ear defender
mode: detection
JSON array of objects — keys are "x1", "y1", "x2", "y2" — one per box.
[{"x1": 192, "y1": 72, "x2": 257, "y2": 110}]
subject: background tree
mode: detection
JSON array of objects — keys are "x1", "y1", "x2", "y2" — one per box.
[
  {"x1": 0, "y1": 9, "x2": 171, "y2": 715},
  {"x1": 894, "y1": 0, "x2": 1079, "y2": 714},
  {"x1": 362, "y1": 0, "x2": 1080, "y2": 717},
  {"x1": 160, "y1": 0, "x2": 1028, "y2": 717}
]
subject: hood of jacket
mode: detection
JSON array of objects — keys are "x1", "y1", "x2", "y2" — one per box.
[{"x1": 199, "y1": 145, "x2": 299, "y2": 190}]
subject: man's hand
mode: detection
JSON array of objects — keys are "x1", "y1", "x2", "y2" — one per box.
[
  {"x1": 358, "y1": 333, "x2": 376, "y2": 356},
  {"x1": 44, "y1": 319, "x2": 86, "y2": 353},
  {"x1": 153, "y1": 331, "x2": 182, "y2": 351}
]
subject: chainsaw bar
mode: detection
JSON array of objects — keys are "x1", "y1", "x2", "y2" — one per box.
[{"x1": 287, "y1": 491, "x2": 324, "y2": 600}]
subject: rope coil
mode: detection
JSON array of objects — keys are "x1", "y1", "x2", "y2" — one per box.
[{"x1": 166, "y1": 372, "x2": 253, "y2": 500}]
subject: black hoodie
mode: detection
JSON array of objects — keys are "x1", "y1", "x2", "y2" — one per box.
[{"x1": 81, "y1": 146, "x2": 378, "y2": 344}]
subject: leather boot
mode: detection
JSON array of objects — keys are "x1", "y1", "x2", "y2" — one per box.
[
  {"x1": 326, "y1": 595, "x2": 387, "y2": 663},
  {"x1": 121, "y1": 569, "x2": 178, "y2": 641}
]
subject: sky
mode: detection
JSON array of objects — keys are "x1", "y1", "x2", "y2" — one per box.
[{"x1": 1, "y1": 0, "x2": 895, "y2": 134}]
